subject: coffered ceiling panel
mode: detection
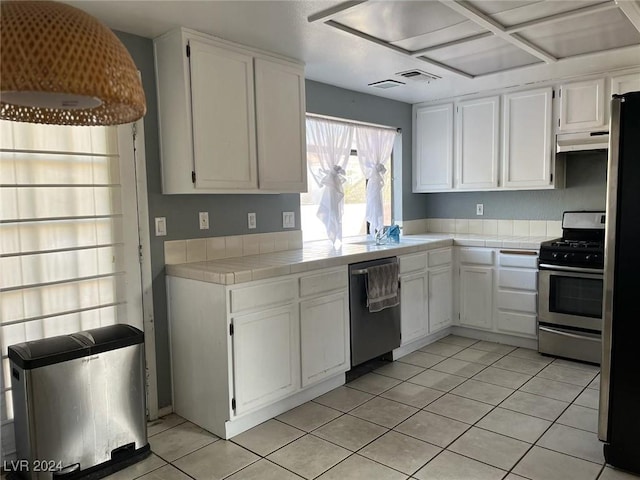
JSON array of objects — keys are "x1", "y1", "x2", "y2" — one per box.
[
  {"x1": 392, "y1": 20, "x2": 485, "y2": 52},
  {"x1": 469, "y1": 0, "x2": 604, "y2": 27},
  {"x1": 333, "y1": 1, "x2": 469, "y2": 43},
  {"x1": 521, "y1": 8, "x2": 640, "y2": 58},
  {"x1": 424, "y1": 35, "x2": 542, "y2": 76}
]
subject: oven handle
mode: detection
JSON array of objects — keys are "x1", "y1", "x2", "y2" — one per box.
[
  {"x1": 539, "y1": 326, "x2": 601, "y2": 342},
  {"x1": 538, "y1": 264, "x2": 603, "y2": 275}
]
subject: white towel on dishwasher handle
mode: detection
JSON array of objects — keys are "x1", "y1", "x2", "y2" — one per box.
[{"x1": 365, "y1": 262, "x2": 399, "y2": 313}]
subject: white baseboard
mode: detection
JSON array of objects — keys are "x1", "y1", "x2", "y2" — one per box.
[
  {"x1": 451, "y1": 326, "x2": 538, "y2": 350},
  {"x1": 392, "y1": 327, "x2": 452, "y2": 360},
  {"x1": 157, "y1": 405, "x2": 174, "y2": 418},
  {"x1": 223, "y1": 374, "x2": 345, "y2": 439}
]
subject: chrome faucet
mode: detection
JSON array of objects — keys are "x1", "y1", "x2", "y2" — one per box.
[{"x1": 374, "y1": 228, "x2": 388, "y2": 245}]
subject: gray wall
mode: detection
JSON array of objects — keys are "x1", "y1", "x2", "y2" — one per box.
[
  {"x1": 421, "y1": 151, "x2": 608, "y2": 220},
  {"x1": 117, "y1": 31, "x2": 300, "y2": 408}
]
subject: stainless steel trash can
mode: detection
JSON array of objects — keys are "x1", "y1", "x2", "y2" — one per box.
[{"x1": 8, "y1": 324, "x2": 150, "y2": 480}]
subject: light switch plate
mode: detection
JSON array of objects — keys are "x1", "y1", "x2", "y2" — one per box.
[
  {"x1": 248, "y1": 212, "x2": 257, "y2": 229},
  {"x1": 476, "y1": 204, "x2": 484, "y2": 216},
  {"x1": 199, "y1": 211, "x2": 209, "y2": 230},
  {"x1": 155, "y1": 217, "x2": 167, "y2": 236},
  {"x1": 283, "y1": 211, "x2": 295, "y2": 229}
]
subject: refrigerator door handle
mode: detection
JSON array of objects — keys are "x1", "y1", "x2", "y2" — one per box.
[{"x1": 599, "y1": 96, "x2": 622, "y2": 442}]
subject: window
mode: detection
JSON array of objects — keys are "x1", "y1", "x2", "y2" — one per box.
[
  {"x1": 302, "y1": 126, "x2": 394, "y2": 243},
  {"x1": 0, "y1": 121, "x2": 143, "y2": 459}
]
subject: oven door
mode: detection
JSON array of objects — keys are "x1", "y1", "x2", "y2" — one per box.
[{"x1": 538, "y1": 264, "x2": 603, "y2": 332}]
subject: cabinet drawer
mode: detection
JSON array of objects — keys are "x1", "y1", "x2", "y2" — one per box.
[
  {"x1": 428, "y1": 248, "x2": 452, "y2": 267},
  {"x1": 299, "y1": 268, "x2": 347, "y2": 298},
  {"x1": 230, "y1": 278, "x2": 297, "y2": 313},
  {"x1": 497, "y1": 290, "x2": 537, "y2": 313},
  {"x1": 459, "y1": 248, "x2": 494, "y2": 265},
  {"x1": 399, "y1": 253, "x2": 427, "y2": 274},
  {"x1": 499, "y1": 251, "x2": 538, "y2": 269},
  {"x1": 497, "y1": 311, "x2": 537, "y2": 337},
  {"x1": 499, "y1": 269, "x2": 537, "y2": 290}
]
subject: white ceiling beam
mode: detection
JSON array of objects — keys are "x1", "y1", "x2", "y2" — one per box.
[
  {"x1": 506, "y1": 1, "x2": 618, "y2": 34},
  {"x1": 616, "y1": 0, "x2": 640, "y2": 34},
  {"x1": 325, "y1": 20, "x2": 475, "y2": 79},
  {"x1": 409, "y1": 32, "x2": 494, "y2": 56},
  {"x1": 438, "y1": 0, "x2": 558, "y2": 63},
  {"x1": 308, "y1": 1, "x2": 367, "y2": 24}
]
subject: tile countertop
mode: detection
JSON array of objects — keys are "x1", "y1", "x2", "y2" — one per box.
[{"x1": 165, "y1": 233, "x2": 553, "y2": 285}]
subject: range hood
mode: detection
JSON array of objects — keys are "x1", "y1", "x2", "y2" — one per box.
[{"x1": 556, "y1": 131, "x2": 609, "y2": 153}]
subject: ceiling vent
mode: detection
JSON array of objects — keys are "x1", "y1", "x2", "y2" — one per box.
[
  {"x1": 396, "y1": 69, "x2": 441, "y2": 83},
  {"x1": 368, "y1": 79, "x2": 405, "y2": 89}
]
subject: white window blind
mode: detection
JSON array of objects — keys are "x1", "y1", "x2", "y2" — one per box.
[{"x1": 0, "y1": 120, "x2": 142, "y2": 460}]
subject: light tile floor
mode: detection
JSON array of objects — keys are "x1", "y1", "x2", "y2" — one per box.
[{"x1": 110, "y1": 335, "x2": 640, "y2": 480}]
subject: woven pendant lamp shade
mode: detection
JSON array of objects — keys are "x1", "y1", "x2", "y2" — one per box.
[{"x1": 0, "y1": 0, "x2": 146, "y2": 126}]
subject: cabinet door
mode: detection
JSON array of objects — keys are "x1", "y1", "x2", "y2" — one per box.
[
  {"x1": 190, "y1": 40, "x2": 258, "y2": 190},
  {"x1": 429, "y1": 266, "x2": 452, "y2": 332},
  {"x1": 255, "y1": 58, "x2": 307, "y2": 192},
  {"x1": 610, "y1": 73, "x2": 640, "y2": 97},
  {"x1": 459, "y1": 266, "x2": 493, "y2": 330},
  {"x1": 413, "y1": 104, "x2": 453, "y2": 192},
  {"x1": 400, "y1": 272, "x2": 429, "y2": 345},
  {"x1": 456, "y1": 96, "x2": 499, "y2": 189},
  {"x1": 559, "y1": 78, "x2": 606, "y2": 132},
  {"x1": 502, "y1": 88, "x2": 553, "y2": 188},
  {"x1": 300, "y1": 291, "x2": 350, "y2": 387},
  {"x1": 232, "y1": 304, "x2": 299, "y2": 415}
]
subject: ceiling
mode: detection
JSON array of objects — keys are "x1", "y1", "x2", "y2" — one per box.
[{"x1": 65, "y1": 0, "x2": 640, "y2": 104}]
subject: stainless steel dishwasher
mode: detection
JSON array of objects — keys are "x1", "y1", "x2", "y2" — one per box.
[{"x1": 349, "y1": 257, "x2": 401, "y2": 367}]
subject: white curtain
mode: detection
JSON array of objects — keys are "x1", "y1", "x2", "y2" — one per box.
[
  {"x1": 355, "y1": 125, "x2": 397, "y2": 235},
  {"x1": 306, "y1": 118, "x2": 354, "y2": 247}
]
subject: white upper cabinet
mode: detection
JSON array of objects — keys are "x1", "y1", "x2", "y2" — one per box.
[
  {"x1": 413, "y1": 103, "x2": 453, "y2": 192},
  {"x1": 455, "y1": 96, "x2": 500, "y2": 190},
  {"x1": 154, "y1": 28, "x2": 307, "y2": 194},
  {"x1": 190, "y1": 40, "x2": 257, "y2": 190},
  {"x1": 254, "y1": 58, "x2": 307, "y2": 192},
  {"x1": 610, "y1": 73, "x2": 640, "y2": 97},
  {"x1": 558, "y1": 78, "x2": 607, "y2": 132},
  {"x1": 502, "y1": 88, "x2": 553, "y2": 189}
]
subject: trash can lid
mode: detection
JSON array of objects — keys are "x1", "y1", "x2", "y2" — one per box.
[
  {"x1": 8, "y1": 324, "x2": 144, "y2": 370},
  {"x1": 71, "y1": 324, "x2": 144, "y2": 355},
  {"x1": 8, "y1": 335, "x2": 88, "y2": 370}
]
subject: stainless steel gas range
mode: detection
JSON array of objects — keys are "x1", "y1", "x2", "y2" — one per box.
[{"x1": 538, "y1": 211, "x2": 605, "y2": 364}]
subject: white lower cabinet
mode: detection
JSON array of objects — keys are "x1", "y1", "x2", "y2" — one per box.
[
  {"x1": 300, "y1": 291, "x2": 349, "y2": 387},
  {"x1": 400, "y1": 271, "x2": 429, "y2": 345},
  {"x1": 232, "y1": 304, "x2": 299, "y2": 415},
  {"x1": 495, "y1": 251, "x2": 539, "y2": 338},
  {"x1": 429, "y1": 265, "x2": 453, "y2": 332},
  {"x1": 399, "y1": 248, "x2": 452, "y2": 346},
  {"x1": 167, "y1": 266, "x2": 348, "y2": 439},
  {"x1": 459, "y1": 265, "x2": 494, "y2": 330},
  {"x1": 455, "y1": 247, "x2": 539, "y2": 340}
]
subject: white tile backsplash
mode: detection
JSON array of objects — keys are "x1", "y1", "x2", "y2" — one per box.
[
  {"x1": 547, "y1": 221, "x2": 562, "y2": 237},
  {"x1": 483, "y1": 220, "x2": 498, "y2": 235},
  {"x1": 498, "y1": 220, "x2": 514, "y2": 236},
  {"x1": 468, "y1": 220, "x2": 484, "y2": 235},
  {"x1": 455, "y1": 219, "x2": 469, "y2": 234},
  {"x1": 512, "y1": 220, "x2": 530, "y2": 237},
  {"x1": 166, "y1": 231, "x2": 304, "y2": 265},
  {"x1": 529, "y1": 221, "x2": 547, "y2": 237},
  {"x1": 186, "y1": 239, "x2": 207, "y2": 263}
]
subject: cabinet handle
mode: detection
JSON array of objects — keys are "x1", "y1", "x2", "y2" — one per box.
[{"x1": 499, "y1": 250, "x2": 537, "y2": 255}]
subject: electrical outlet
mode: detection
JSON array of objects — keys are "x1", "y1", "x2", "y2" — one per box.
[
  {"x1": 199, "y1": 212, "x2": 209, "y2": 230},
  {"x1": 476, "y1": 204, "x2": 484, "y2": 216},
  {"x1": 248, "y1": 212, "x2": 257, "y2": 229},
  {"x1": 155, "y1": 217, "x2": 167, "y2": 236},
  {"x1": 283, "y1": 211, "x2": 295, "y2": 229}
]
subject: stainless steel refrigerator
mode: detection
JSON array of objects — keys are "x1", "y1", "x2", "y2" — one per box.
[{"x1": 599, "y1": 90, "x2": 640, "y2": 474}]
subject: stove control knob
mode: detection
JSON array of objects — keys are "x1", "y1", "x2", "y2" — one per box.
[
  {"x1": 552, "y1": 252, "x2": 559, "y2": 259},
  {"x1": 585, "y1": 255, "x2": 592, "y2": 262},
  {"x1": 563, "y1": 253, "x2": 570, "y2": 260}
]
